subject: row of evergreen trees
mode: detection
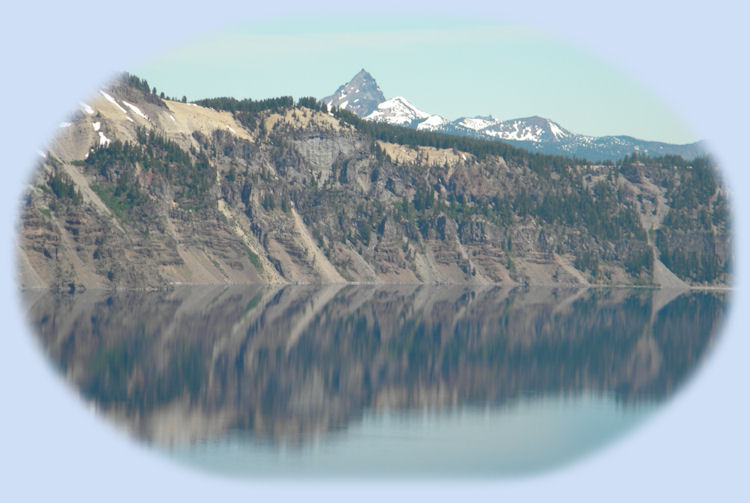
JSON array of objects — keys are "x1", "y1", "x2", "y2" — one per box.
[
  {"x1": 121, "y1": 73, "x2": 178, "y2": 104},
  {"x1": 193, "y1": 96, "x2": 294, "y2": 115}
]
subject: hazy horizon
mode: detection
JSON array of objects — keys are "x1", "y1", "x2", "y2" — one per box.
[{"x1": 134, "y1": 17, "x2": 698, "y2": 144}]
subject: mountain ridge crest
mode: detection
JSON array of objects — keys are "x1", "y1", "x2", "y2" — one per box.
[{"x1": 321, "y1": 69, "x2": 705, "y2": 162}]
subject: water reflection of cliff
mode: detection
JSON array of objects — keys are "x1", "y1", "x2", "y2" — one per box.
[{"x1": 25, "y1": 286, "x2": 727, "y2": 445}]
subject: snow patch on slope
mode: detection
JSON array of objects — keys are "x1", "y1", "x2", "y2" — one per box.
[
  {"x1": 457, "y1": 117, "x2": 499, "y2": 131},
  {"x1": 549, "y1": 121, "x2": 569, "y2": 140},
  {"x1": 99, "y1": 90, "x2": 128, "y2": 115},
  {"x1": 122, "y1": 100, "x2": 148, "y2": 120},
  {"x1": 417, "y1": 114, "x2": 448, "y2": 131},
  {"x1": 98, "y1": 131, "x2": 111, "y2": 146},
  {"x1": 365, "y1": 96, "x2": 431, "y2": 126}
]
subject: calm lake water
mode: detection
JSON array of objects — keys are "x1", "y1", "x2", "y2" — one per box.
[{"x1": 24, "y1": 285, "x2": 728, "y2": 477}]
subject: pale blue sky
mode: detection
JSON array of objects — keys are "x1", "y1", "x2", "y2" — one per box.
[{"x1": 136, "y1": 17, "x2": 696, "y2": 144}]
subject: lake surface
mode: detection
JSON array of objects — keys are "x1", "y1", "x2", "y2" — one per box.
[{"x1": 23, "y1": 285, "x2": 728, "y2": 477}]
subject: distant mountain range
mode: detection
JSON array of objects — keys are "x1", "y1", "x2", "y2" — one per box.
[{"x1": 321, "y1": 69, "x2": 706, "y2": 162}]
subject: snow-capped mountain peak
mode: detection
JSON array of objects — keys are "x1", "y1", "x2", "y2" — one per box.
[
  {"x1": 416, "y1": 114, "x2": 448, "y2": 131},
  {"x1": 320, "y1": 69, "x2": 385, "y2": 117},
  {"x1": 365, "y1": 96, "x2": 432, "y2": 125},
  {"x1": 449, "y1": 115, "x2": 571, "y2": 143},
  {"x1": 455, "y1": 115, "x2": 501, "y2": 131},
  {"x1": 479, "y1": 116, "x2": 572, "y2": 143},
  {"x1": 365, "y1": 97, "x2": 448, "y2": 131}
]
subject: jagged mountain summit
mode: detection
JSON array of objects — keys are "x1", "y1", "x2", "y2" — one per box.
[
  {"x1": 323, "y1": 70, "x2": 706, "y2": 162},
  {"x1": 321, "y1": 69, "x2": 385, "y2": 117}
]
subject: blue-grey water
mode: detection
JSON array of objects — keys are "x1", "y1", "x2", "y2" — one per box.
[
  {"x1": 169, "y1": 394, "x2": 654, "y2": 477},
  {"x1": 24, "y1": 285, "x2": 727, "y2": 477}
]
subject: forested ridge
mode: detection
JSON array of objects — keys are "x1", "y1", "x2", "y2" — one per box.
[{"x1": 19, "y1": 75, "x2": 731, "y2": 289}]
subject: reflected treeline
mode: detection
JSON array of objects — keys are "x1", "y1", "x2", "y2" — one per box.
[{"x1": 24, "y1": 285, "x2": 727, "y2": 445}]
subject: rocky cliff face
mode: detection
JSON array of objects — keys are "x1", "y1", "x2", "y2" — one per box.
[{"x1": 17, "y1": 76, "x2": 731, "y2": 290}]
